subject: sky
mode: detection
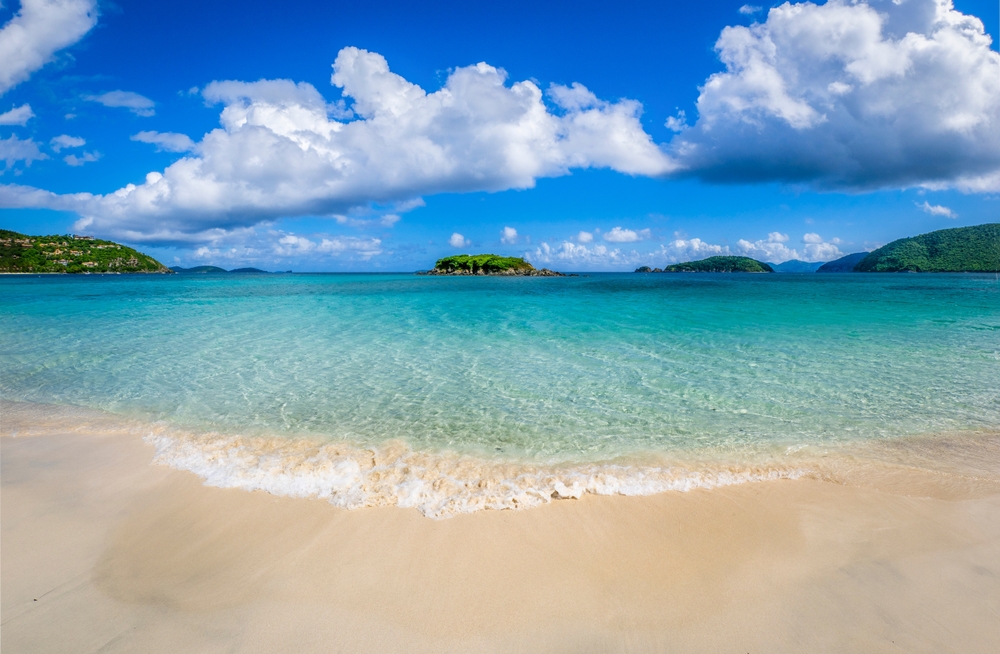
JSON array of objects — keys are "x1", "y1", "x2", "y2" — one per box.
[{"x1": 0, "y1": 0, "x2": 998, "y2": 271}]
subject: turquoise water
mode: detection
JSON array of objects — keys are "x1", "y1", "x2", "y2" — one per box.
[{"x1": 2, "y1": 273, "x2": 998, "y2": 514}]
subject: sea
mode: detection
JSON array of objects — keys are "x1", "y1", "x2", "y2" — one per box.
[{"x1": 2, "y1": 272, "x2": 999, "y2": 517}]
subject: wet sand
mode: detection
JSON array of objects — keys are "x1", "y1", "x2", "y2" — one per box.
[{"x1": 3, "y1": 402, "x2": 1000, "y2": 653}]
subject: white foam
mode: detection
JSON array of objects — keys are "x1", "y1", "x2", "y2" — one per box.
[{"x1": 145, "y1": 430, "x2": 812, "y2": 518}]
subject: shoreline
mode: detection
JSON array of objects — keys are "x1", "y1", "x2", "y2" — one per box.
[{"x1": 3, "y1": 400, "x2": 1000, "y2": 652}]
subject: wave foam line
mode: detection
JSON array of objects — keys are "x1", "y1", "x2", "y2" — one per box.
[{"x1": 146, "y1": 432, "x2": 812, "y2": 518}]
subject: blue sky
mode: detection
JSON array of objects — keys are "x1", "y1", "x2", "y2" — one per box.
[{"x1": 1, "y1": 0, "x2": 998, "y2": 271}]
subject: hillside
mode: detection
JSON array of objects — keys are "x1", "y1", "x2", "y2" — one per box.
[
  {"x1": 0, "y1": 230, "x2": 171, "y2": 274},
  {"x1": 816, "y1": 252, "x2": 868, "y2": 273},
  {"x1": 656, "y1": 256, "x2": 773, "y2": 273},
  {"x1": 425, "y1": 254, "x2": 564, "y2": 276},
  {"x1": 855, "y1": 223, "x2": 1000, "y2": 272},
  {"x1": 768, "y1": 259, "x2": 825, "y2": 273}
]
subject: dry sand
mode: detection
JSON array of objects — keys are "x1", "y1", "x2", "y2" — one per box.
[{"x1": 3, "y1": 402, "x2": 999, "y2": 653}]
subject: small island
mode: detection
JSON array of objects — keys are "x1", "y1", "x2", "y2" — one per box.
[
  {"x1": 0, "y1": 230, "x2": 171, "y2": 274},
  {"x1": 636, "y1": 256, "x2": 773, "y2": 273},
  {"x1": 421, "y1": 254, "x2": 565, "y2": 276}
]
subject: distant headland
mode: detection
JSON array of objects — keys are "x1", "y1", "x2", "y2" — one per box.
[
  {"x1": 636, "y1": 256, "x2": 773, "y2": 273},
  {"x1": 420, "y1": 254, "x2": 565, "y2": 276},
  {"x1": 636, "y1": 224, "x2": 999, "y2": 274},
  {"x1": 0, "y1": 230, "x2": 170, "y2": 274}
]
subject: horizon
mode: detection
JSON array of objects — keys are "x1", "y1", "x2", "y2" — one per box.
[{"x1": 1, "y1": 0, "x2": 999, "y2": 272}]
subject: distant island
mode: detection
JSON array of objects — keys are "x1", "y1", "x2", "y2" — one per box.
[
  {"x1": 0, "y1": 230, "x2": 170, "y2": 274},
  {"x1": 171, "y1": 266, "x2": 274, "y2": 273},
  {"x1": 854, "y1": 223, "x2": 999, "y2": 272},
  {"x1": 421, "y1": 254, "x2": 565, "y2": 276},
  {"x1": 634, "y1": 224, "x2": 999, "y2": 274},
  {"x1": 636, "y1": 256, "x2": 773, "y2": 273}
]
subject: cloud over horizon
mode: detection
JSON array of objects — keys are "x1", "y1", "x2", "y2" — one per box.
[
  {"x1": 0, "y1": 47, "x2": 675, "y2": 243},
  {"x1": 671, "y1": 0, "x2": 1000, "y2": 192}
]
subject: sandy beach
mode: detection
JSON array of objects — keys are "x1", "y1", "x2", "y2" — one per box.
[{"x1": 3, "y1": 401, "x2": 1000, "y2": 653}]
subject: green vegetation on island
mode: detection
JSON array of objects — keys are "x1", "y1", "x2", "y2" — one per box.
[
  {"x1": 854, "y1": 223, "x2": 1000, "y2": 273},
  {"x1": 637, "y1": 256, "x2": 773, "y2": 273},
  {"x1": 425, "y1": 254, "x2": 564, "y2": 276},
  {"x1": 0, "y1": 230, "x2": 171, "y2": 274}
]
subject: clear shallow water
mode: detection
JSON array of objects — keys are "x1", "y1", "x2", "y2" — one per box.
[{"x1": 2, "y1": 273, "x2": 999, "y2": 515}]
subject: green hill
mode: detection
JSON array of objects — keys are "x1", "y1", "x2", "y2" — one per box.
[
  {"x1": 426, "y1": 254, "x2": 564, "y2": 276},
  {"x1": 855, "y1": 223, "x2": 1000, "y2": 272},
  {"x1": 660, "y1": 256, "x2": 773, "y2": 273},
  {"x1": 816, "y1": 252, "x2": 868, "y2": 273},
  {"x1": 0, "y1": 230, "x2": 171, "y2": 274}
]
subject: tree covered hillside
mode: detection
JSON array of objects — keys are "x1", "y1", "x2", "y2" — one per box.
[
  {"x1": 658, "y1": 256, "x2": 773, "y2": 273},
  {"x1": 0, "y1": 230, "x2": 171, "y2": 274},
  {"x1": 855, "y1": 223, "x2": 1000, "y2": 272}
]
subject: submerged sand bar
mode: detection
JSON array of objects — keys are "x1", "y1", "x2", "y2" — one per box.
[{"x1": 3, "y1": 400, "x2": 1000, "y2": 653}]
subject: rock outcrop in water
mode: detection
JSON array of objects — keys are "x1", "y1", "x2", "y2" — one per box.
[
  {"x1": 421, "y1": 254, "x2": 565, "y2": 276},
  {"x1": 0, "y1": 230, "x2": 171, "y2": 274}
]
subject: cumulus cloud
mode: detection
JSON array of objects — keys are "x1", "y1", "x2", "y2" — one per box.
[
  {"x1": 272, "y1": 233, "x2": 382, "y2": 258},
  {"x1": 49, "y1": 133, "x2": 83, "y2": 151},
  {"x1": 529, "y1": 240, "x2": 643, "y2": 269},
  {"x1": 0, "y1": 134, "x2": 46, "y2": 172},
  {"x1": 659, "y1": 237, "x2": 730, "y2": 262},
  {"x1": 739, "y1": 5, "x2": 762, "y2": 15},
  {"x1": 916, "y1": 200, "x2": 957, "y2": 218},
  {"x1": 131, "y1": 130, "x2": 196, "y2": 152},
  {"x1": 449, "y1": 233, "x2": 471, "y2": 248},
  {"x1": 671, "y1": 0, "x2": 1000, "y2": 191},
  {"x1": 0, "y1": 0, "x2": 98, "y2": 96},
  {"x1": 603, "y1": 226, "x2": 651, "y2": 242},
  {"x1": 0, "y1": 103, "x2": 34, "y2": 125},
  {"x1": 85, "y1": 90, "x2": 155, "y2": 116},
  {"x1": 0, "y1": 47, "x2": 676, "y2": 243},
  {"x1": 500, "y1": 226, "x2": 518, "y2": 244},
  {"x1": 577, "y1": 230, "x2": 594, "y2": 243},
  {"x1": 63, "y1": 150, "x2": 98, "y2": 166},
  {"x1": 736, "y1": 231, "x2": 843, "y2": 262}
]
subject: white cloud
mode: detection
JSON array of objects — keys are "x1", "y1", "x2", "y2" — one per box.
[
  {"x1": 603, "y1": 226, "x2": 651, "y2": 242},
  {"x1": 449, "y1": 232, "x2": 471, "y2": 248},
  {"x1": 131, "y1": 130, "x2": 195, "y2": 152},
  {"x1": 576, "y1": 230, "x2": 593, "y2": 243},
  {"x1": 0, "y1": 103, "x2": 34, "y2": 125},
  {"x1": 665, "y1": 109, "x2": 687, "y2": 132},
  {"x1": 0, "y1": 134, "x2": 46, "y2": 172},
  {"x1": 739, "y1": 5, "x2": 762, "y2": 15},
  {"x1": 380, "y1": 213, "x2": 401, "y2": 226},
  {"x1": 85, "y1": 90, "x2": 155, "y2": 116},
  {"x1": 500, "y1": 226, "x2": 518, "y2": 244},
  {"x1": 0, "y1": 0, "x2": 98, "y2": 96},
  {"x1": 916, "y1": 200, "x2": 957, "y2": 218},
  {"x1": 672, "y1": 0, "x2": 1000, "y2": 191},
  {"x1": 0, "y1": 47, "x2": 676, "y2": 243},
  {"x1": 49, "y1": 133, "x2": 83, "y2": 151},
  {"x1": 63, "y1": 150, "x2": 98, "y2": 166},
  {"x1": 659, "y1": 237, "x2": 730, "y2": 262},
  {"x1": 736, "y1": 231, "x2": 843, "y2": 263},
  {"x1": 529, "y1": 240, "x2": 643, "y2": 269}
]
